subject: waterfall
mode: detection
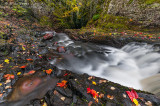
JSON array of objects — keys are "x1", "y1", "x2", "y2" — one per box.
[{"x1": 49, "y1": 33, "x2": 160, "y2": 96}]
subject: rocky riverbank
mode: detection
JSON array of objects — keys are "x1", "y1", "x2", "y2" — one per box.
[{"x1": 0, "y1": 5, "x2": 160, "y2": 106}]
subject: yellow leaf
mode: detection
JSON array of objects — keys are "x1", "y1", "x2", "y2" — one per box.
[
  {"x1": 92, "y1": 81, "x2": 96, "y2": 85},
  {"x1": 22, "y1": 46, "x2": 26, "y2": 50},
  {"x1": 109, "y1": 33, "x2": 112, "y2": 35},
  {"x1": 4, "y1": 59, "x2": 9, "y2": 64},
  {"x1": 133, "y1": 98, "x2": 139, "y2": 106},
  {"x1": 0, "y1": 83, "x2": 2, "y2": 86},
  {"x1": 17, "y1": 72, "x2": 21, "y2": 75},
  {"x1": 42, "y1": 102, "x2": 47, "y2": 106}
]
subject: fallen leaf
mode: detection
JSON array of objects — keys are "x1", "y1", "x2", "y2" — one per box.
[
  {"x1": 99, "y1": 80, "x2": 107, "y2": 83},
  {"x1": 5, "y1": 79, "x2": 11, "y2": 84},
  {"x1": 20, "y1": 65, "x2": 27, "y2": 68},
  {"x1": 60, "y1": 97, "x2": 65, "y2": 101},
  {"x1": 45, "y1": 69, "x2": 53, "y2": 74},
  {"x1": 107, "y1": 95, "x2": 114, "y2": 100},
  {"x1": 28, "y1": 70, "x2": 36, "y2": 74},
  {"x1": 4, "y1": 74, "x2": 14, "y2": 80},
  {"x1": 5, "y1": 86, "x2": 11, "y2": 89},
  {"x1": 87, "y1": 87, "x2": 99, "y2": 99},
  {"x1": 99, "y1": 93, "x2": 104, "y2": 98},
  {"x1": 92, "y1": 81, "x2": 96, "y2": 85},
  {"x1": 57, "y1": 80, "x2": 67, "y2": 88},
  {"x1": 0, "y1": 64, "x2": 3, "y2": 68},
  {"x1": 110, "y1": 87, "x2": 115, "y2": 90},
  {"x1": 42, "y1": 102, "x2": 47, "y2": 106},
  {"x1": 145, "y1": 101, "x2": 152, "y2": 106},
  {"x1": 88, "y1": 76, "x2": 93, "y2": 80},
  {"x1": 123, "y1": 94, "x2": 127, "y2": 98},
  {"x1": 26, "y1": 58, "x2": 33, "y2": 61},
  {"x1": 126, "y1": 89, "x2": 139, "y2": 105},
  {"x1": 17, "y1": 72, "x2": 21, "y2": 75},
  {"x1": 4, "y1": 59, "x2": 9, "y2": 64},
  {"x1": 0, "y1": 94, "x2": 3, "y2": 97}
]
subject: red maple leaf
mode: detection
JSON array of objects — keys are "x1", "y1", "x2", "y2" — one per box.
[
  {"x1": 57, "y1": 80, "x2": 67, "y2": 88},
  {"x1": 87, "y1": 87, "x2": 99, "y2": 99}
]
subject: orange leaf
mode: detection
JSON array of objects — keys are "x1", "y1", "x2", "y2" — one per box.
[
  {"x1": 4, "y1": 74, "x2": 14, "y2": 80},
  {"x1": 45, "y1": 69, "x2": 53, "y2": 74},
  {"x1": 28, "y1": 70, "x2": 35, "y2": 74},
  {"x1": 26, "y1": 58, "x2": 33, "y2": 61},
  {"x1": 20, "y1": 65, "x2": 27, "y2": 68}
]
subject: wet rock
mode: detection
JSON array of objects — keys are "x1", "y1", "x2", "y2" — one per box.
[{"x1": 43, "y1": 33, "x2": 53, "y2": 40}]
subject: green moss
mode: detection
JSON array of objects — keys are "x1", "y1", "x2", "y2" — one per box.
[
  {"x1": 0, "y1": 31, "x2": 5, "y2": 39},
  {"x1": 92, "y1": 14, "x2": 100, "y2": 21},
  {"x1": 104, "y1": 23, "x2": 128, "y2": 31},
  {"x1": 12, "y1": 5, "x2": 27, "y2": 16},
  {"x1": 39, "y1": 16, "x2": 52, "y2": 27},
  {"x1": 142, "y1": 0, "x2": 160, "y2": 5},
  {"x1": 89, "y1": 14, "x2": 128, "y2": 31}
]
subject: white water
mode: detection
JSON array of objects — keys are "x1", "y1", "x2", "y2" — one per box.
[{"x1": 49, "y1": 33, "x2": 160, "y2": 92}]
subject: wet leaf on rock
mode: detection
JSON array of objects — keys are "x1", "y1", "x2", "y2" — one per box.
[
  {"x1": 110, "y1": 87, "x2": 115, "y2": 90},
  {"x1": 107, "y1": 95, "x2": 114, "y2": 100},
  {"x1": 0, "y1": 64, "x2": 3, "y2": 68},
  {"x1": 92, "y1": 81, "x2": 96, "y2": 85},
  {"x1": 99, "y1": 80, "x2": 107, "y2": 84},
  {"x1": 99, "y1": 93, "x2": 104, "y2": 98},
  {"x1": 145, "y1": 101, "x2": 152, "y2": 106},
  {"x1": 45, "y1": 69, "x2": 52, "y2": 75},
  {"x1": 17, "y1": 72, "x2": 22, "y2": 75},
  {"x1": 87, "y1": 87, "x2": 99, "y2": 99},
  {"x1": 60, "y1": 97, "x2": 65, "y2": 101},
  {"x1": 0, "y1": 94, "x2": 3, "y2": 97},
  {"x1": 19, "y1": 65, "x2": 27, "y2": 68},
  {"x1": 26, "y1": 58, "x2": 33, "y2": 61},
  {"x1": 4, "y1": 59, "x2": 9, "y2": 64},
  {"x1": 88, "y1": 76, "x2": 93, "y2": 80},
  {"x1": 4, "y1": 74, "x2": 14, "y2": 80},
  {"x1": 57, "y1": 80, "x2": 67, "y2": 88}
]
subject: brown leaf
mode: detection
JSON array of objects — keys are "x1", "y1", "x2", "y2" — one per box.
[
  {"x1": 145, "y1": 101, "x2": 152, "y2": 106},
  {"x1": 60, "y1": 97, "x2": 65, "y2": 101},
  {"x1": 99, "y1": 80, "x2": 107, "y2": 83},
  {"x1": 99, "y1": 93, "x2": 104, "y2": 98},
  {"x1": 110, "y1": 87, "x2": 115, "y2": 90},
  {"x1": 88, "y1": 76, "x2": 93, "y2": 80}
]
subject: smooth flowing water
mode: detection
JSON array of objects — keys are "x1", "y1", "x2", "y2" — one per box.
[{"x1": 48, "y1": 33, "x2": 160, "y2": 95}]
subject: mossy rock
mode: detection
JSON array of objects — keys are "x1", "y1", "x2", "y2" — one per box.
[
  {"x1": 0, "y1": 39, "x2": 6, "y2": 46},
  {"x1": 87, "y1": 14, "x2": 129, "y2": 31},
  {"x1": 0, "y1": 39, "x2": 9, "y2": 56}
]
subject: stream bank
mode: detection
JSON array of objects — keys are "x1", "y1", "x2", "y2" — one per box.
[{"x1": 0, "y1": 4, "x2": 160, "y2": 106}]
